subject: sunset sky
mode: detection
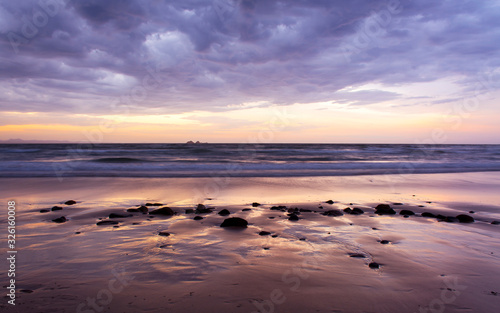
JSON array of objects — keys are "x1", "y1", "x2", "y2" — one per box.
[{"x1": 1, "y1": 0, "x2": 499, "y2": 143}]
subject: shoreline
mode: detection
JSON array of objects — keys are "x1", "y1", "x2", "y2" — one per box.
[{"x1": 1, "y1": 172, "x2": 499, "y2": 312}]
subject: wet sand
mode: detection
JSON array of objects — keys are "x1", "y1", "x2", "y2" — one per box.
[{"x1": 1, "y1": 172, "x2": 500, "y2": 313}]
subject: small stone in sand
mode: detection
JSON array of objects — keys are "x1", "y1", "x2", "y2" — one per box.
[
  {"x1": 242, "y1": 208, "x2": 252, "y2": 212},
  {"x1": 109, "y1": 213, "x2": 133, "y2": 218},
  {"x1": 51, "y1": 206, "x2": 63, "y2": 211},
  {"x1": 96, "y1": 220, "x2": 119, "y2": 226},
  {"x1": 400, "y1": 210, "x2": 415, "y2": 216},
  {"x1": 195, "y1": 204, "x2": 213, "y2": 214},
  {"x1": 271, "y1": 234, "x2": 279, "y2": 238},
  {"x1": 374, "y1": 204, "x2": 396, "y2": 215},
  {"x1": 40, "y1": 209, "x2": 50, "y2": 213},
  {"x1": 325, "y1": 200, "x2": 334, "y2": 204},
  {"x1": 158, "y1": 231, "x2": 171, "y2": 236},
  {"x1": 263, "y1": 247, "x2": 270, "y2": 250},
  {"x1": 268, "y1": 216, "x2": 275, "y2": 219},
  {"x1": 220, "y1": 217, "x2": 248, "y2": 228},
  {"x1": 299, "y1": 238, "x2": 306, "y2": 241},
  {"x1": 149, "y1": 207, "x2": 175, "y2": 216},
  {"x1": 64, "y1": 200, "x2": 77, "y2": 205},
  {"x1": 349, "y1": 253, "x2": 366, "y2": 258},
  {"x1": 252, "y1": 202, "x2": 261, "y2": 207},
  {"x1": 193, "y1": 216, "x2": 204, "y2": 220},
  {"x1": 372, "y1": 228, "x2": 378, "y2": 230},
  {"x1": 492, "y1": 221, "x2": 500, "y2": 225},
  {"x1": 75, "y1": 232, "x2": 81, "y2": 234},
  {"x1": 456, "y1": 214, "x2": 474, "y2": 223},
  {"x1": 421, "y1": 212, "x2": 436, "y2": 218},
  {"x1": 288, "y1": 213, "x2": 300, "y2": 221},
  {"x1": 218, "y1": 209, "x2": 231, "y2": 216},
  {"x1": 259, "y1": 231, "x2": 271, "y2": 236},
  {"x1": 52, "y1": 216, "x2": 67, "y2": 223},
  {"x1": 469, "y1": 211, "x2": 475, "y2": 214},
  {"x1": 344, "y1": 207, "x2": 364, "y2": 215},
  {"x1": 369, "y1": 262, "x2": 380, "y2": 269},
  {"x1": 380, "y1": 240, "x2": 390, "y2": 244},
  {"x1": 270, "y1": 205, "x2": 287, "y2": 211},
  {"x1": 393, "y1": 203, "x2": 404, "y2": 205},
  {"x1": 321, "y1": 209, "x2": 344, "y2": 217}
]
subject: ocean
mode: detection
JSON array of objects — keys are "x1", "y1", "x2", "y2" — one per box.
[{"x1": 1, "y1": 143, "x2": 499, "y2": 178}]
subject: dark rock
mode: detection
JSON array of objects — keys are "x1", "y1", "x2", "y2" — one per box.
[
  {"x1": 380, "y1": 240, "x2": 390, "y2": 244},
  {"x1": 271, "y1": 234, "x2": 278, "y2": 238},
  {"x1": 145, "y1": 203, "x2": 163, "y2": 206},
  {"x1": 421, "y1": 212, "x2": 436, "y2": 218},
  {"x1": 195, "y1": 204, "x2": 213, "y2": 214},
  {"x1": 287, "y1": 212, "x2": 300, "y2": 216},
  {"x1": 158, "y1": 231, "x2": 171, "y2": 236},
  {"x1": 418, "y1": 205, "x2": 425, "y2": 207},
  {"x1": 393, "y1": 203, "x2": 404, "y2": 205},
  {"x1": 51, "y1": 206, "x2": 63, "y2": 211},
  {"x1": 242, "y1": 208, "x2": 252, "y2": 212},
  {"x1": 185, "y1": 209, "x2": 195, "y2": 214},
  {"x1": 263, "y1": 247, "x2": 270, "y2": 250},
  {"x1": 218, "y1": 209, "x2": 231, "y2": 216},
  {"x1": 109, "y1": 213, "x2": 132, "y2": 218},
  {"x1": 64, "y1": 200, "x2": 77, "y2": 205},
  {"x1": 372, "y1": 227, "x2": 378, "y2": 230},
  {"x1": 268, "y1": 216, "x2": 275, "y2": 219},
  {"x1": 374, "y1": 204, "x2": 396, "y2": 215},
  {"x1": 259, "y1": 231, "x2": 271, "y2": 236},
  {"x1": 270, "y1": 205, "x2": 287, "y2": 211},
  {"x1": 299, "y1": 238, "x2": 306, "y2": 241},
  {"x1": 96, "y1": 220, "x2": 119, "y2": 226},
  {"x1": 318, "y1": 206, "x2": 323, "y2": 209},
  {"x1": 400, "y1": 210, "x2": 415, "y2": 216},
  {"x1": 52, "y1": 216, "x2": 67, "y2": 223},
  {"x1": 40, "y1": 209, "x2": 50, "y2": 213},
  {"x1": 75, "y1": 232, "x2": 81, "y2": 234},
  {"x1": 113, "y1": 226, "x2": 120, "y2": 228},
  {"x1": 348, "y1": 253, "x2": 366, "y2": 258},
  {"x1": 127, "y1": 206, "x2": 148, "y2": 213},
  {"x1": 149, "y1": 207, "x2": 175, "y2": 216},
  {"x1": 193, "y1": 216, "x2": 204, "y2": 220},
  {"x1": 456, "y1": 214, "x2": 474, "y2": 223},
  {"x1": 288, "y1": 213, "x2": 300, "y2": 221},
  {"x1": 252, "y1": 202, "x2": 261, "y2": 207},
  {"x1": 325, "y1": 200, "x2": 334, "y2": 204},
  {"x1": 469, "y1": 211, "x2": 475, "y2": 214},
  {"x1": 369, "y1": 262, "x2": 380, "y2": 269},
  {"x1": 440, "y1": 216, "x2": 458, "y2": 223},
  {"x1": 492, "y1": 221, "x2": 500, "y2": 225},
  {"x1": 299, "y1": 208, "x2": 312, "y2": 212},
  {"x1": 344, "y1": 207, "x2": 364, "y2": 215},
  {"x1": 403, "y1": 215, "x2": 409, "y2": 218},
  {"x1": 288, "y1": 208, "x2": 299, "y2": 213},
  {"x1": 321, "y1": 209, "x2": 344, "y2": 217},
  {"x1": 220, "y1": 217, "x2": 248, "y2": 228}
]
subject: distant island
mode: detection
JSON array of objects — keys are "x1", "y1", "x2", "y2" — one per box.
[{"x1": 185, "y1": 141, "x2": 208, "y2": 144}]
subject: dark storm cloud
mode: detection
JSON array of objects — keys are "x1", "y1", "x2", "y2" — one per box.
[{"x1": 0, "y1": 0, "x2": 499, "y2": 114}]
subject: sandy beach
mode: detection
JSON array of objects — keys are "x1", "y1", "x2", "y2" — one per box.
[{"x1": 1, "y1": 172, "x2": 499, "y2": 313}]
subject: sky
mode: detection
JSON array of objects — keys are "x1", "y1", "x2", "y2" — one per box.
[{"x1": 0, "y1": 0, "x2": 499, "y2": 143}]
